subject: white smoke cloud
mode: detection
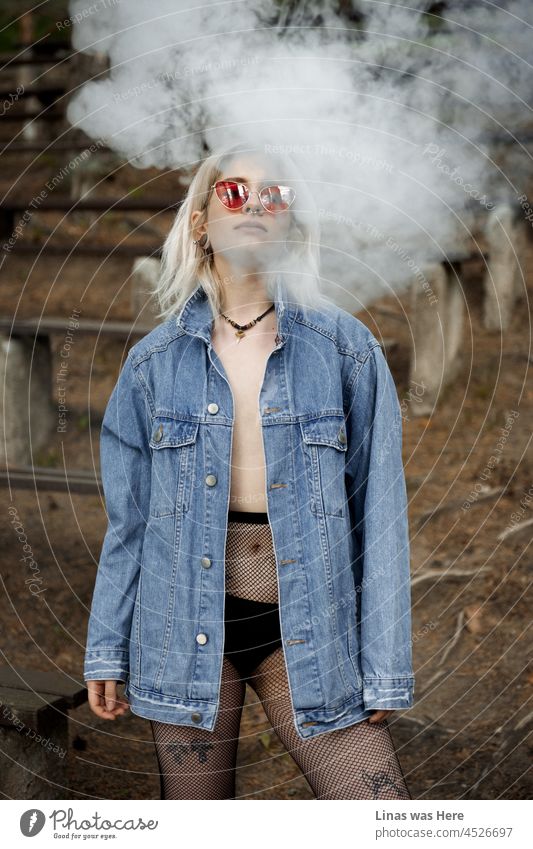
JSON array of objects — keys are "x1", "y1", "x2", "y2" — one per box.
[{"x1": 66, "y1": 0, "x2": 533, "y2": 309}]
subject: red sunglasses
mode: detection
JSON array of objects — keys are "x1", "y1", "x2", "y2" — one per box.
[{"x1": 210, "y1": 180, "x2": 296, "y2": 213}]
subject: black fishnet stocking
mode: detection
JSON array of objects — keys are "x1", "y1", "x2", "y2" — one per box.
[
  {"x1": 225, "y1": 518, "x2": 278, "y2": 602},
  {"x1": 150, "y1": 648, "x2": 412, "y2": 800},
  {"x1": 247, "y1": 647, "x2": 412, "y2": 800},
  {"x1": 150, "y1": 517, "x2": 412, "y2": 800},
  {"x1": 150, "y1": 654, "x2": 246, "y2": 799}
]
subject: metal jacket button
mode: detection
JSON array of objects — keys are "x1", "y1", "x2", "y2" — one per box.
[
  {"x1": 191, "y1": 712, "x2": 202, "y2": 722},
  {"x1": 196, "y1": 633, "x2": 208, "y2": 645},
  {"x1": 207, "y1": 402, "x2": 219, "y2": 414},
  {"x1": 205, "y1": 474, "x2": 217, "y2": 486},
  {"x1": 201, "y1": 556, "x2": 212, "y2": 568},
  {"x1": 338, "y1": 428, "x2": 347, "y2": 444},
  {"x1": 153, "y1": 423, "x2": 163, "y2": 442}
]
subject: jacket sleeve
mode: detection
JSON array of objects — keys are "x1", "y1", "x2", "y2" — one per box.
[
  {"x1": 83, "y1": 352, "x2": 152, "y2": 683},
  {"x1": 345, "y1": 341, "x2": 415, "y2": 711}
]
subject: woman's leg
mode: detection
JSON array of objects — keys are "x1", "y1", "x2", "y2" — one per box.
[
  {"x1": 150, "y1": 654, "x2": 246, "y2": 799},
  {"x1": 248, "y1": 647, "x2": 412, "y2": 800}
]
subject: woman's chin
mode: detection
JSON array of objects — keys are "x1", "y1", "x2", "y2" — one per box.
[{"x1": 220, "y1": 244, "x2": 279, "y2": 270}]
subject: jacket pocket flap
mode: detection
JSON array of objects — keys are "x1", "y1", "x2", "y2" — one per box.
[
  {"x1": 149, "y1": 417, "x2": 199, "y2": 449},
  {"x1": 300, "y1": 416, "x2": 348, "y2": 451}
]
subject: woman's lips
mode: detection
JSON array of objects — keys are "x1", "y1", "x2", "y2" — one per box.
[{"x1": 235, "y1": 222, "x2": 267, "y2": 231}]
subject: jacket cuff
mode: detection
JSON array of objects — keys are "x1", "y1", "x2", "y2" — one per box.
[
  {"x1": 362, "y1": 676, "x2": 415, "y2": 710},
  {"x1": 84, "y1": 650, "x2": 129, "y2": 682}
]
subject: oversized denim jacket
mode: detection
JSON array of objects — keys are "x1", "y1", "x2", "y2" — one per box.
[{"x1": 84, "y1": 276, "x2": 415, "y2": 740}]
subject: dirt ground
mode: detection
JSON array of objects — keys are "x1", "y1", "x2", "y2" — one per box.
[{"x1": 0, "y1": 150, "x2": 531, "y2": 800}]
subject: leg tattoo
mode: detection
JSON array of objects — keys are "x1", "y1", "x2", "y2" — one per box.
[
  {"x1": 247, "y1": 647, "x2": 412, "y2": 800},
  {"x1": 150, "y1": 654, "x2": 246, "y2": 799}
]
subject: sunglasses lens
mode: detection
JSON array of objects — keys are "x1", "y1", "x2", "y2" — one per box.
[
  {"x1": 215, "y1": 181, "x2": 247, "y2": 209},
  {"x1": 260, "y1": 185, "x2": 295, "y2": 212},
  {"x1": 214, "y1": 181, "x2": 295, "y2": 212}
]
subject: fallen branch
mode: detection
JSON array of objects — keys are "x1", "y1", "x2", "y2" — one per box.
[
  {"x1": 417, "y1": 611, "x2": 465, "y2": 695},
  {"x1": 395, "y1": 714, "x2": 457, "y2": 735},
  {"x1": 416, "y1": 486, "x2": 504, "y2": 529},
  {"x1": 440, "y1": 610, "x2": 465, "y2": 666},
  {"x1": 497, "y1": 516, "x2": 533, "y2": 541},
  {"x1": 464, "y1": 708, "x2": 533, "y2": 797},
  {"x1": 417, "y1": 666, "x2": 448, "y2": 694},
  {"x1": 412, "y1": 566, "x2": 491, "y2": 587}
]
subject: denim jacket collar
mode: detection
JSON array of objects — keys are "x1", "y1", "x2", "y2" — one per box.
[{"x1": 175, "y1": 273, "x2": 298, "y2": 348}]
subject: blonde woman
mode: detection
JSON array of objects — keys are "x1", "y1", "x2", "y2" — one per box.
[{"x1": 84, "y1": 141, "x2": 415, "y2": 799}]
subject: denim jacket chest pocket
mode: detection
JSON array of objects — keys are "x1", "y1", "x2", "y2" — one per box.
[
  {"x1": 148, "y1": 415, "x2": 199, "y2": 518},
  {"x1": 299, "y1": 415, "x2": 348, "y2": 518}
]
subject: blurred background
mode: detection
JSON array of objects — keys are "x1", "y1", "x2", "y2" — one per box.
[{"x1": 0, "y1": 0, "x2": 531, "y2": 800}]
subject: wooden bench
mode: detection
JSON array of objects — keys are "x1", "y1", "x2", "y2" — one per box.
[
  {"x1": 0, "y1": 107, "x2": 64, "y2": 123},
  {"x1": 0, "y1": 317, "x2": 158, "y2": 467},
  {"x1": 2, "y1": 241, "x2": 164, "y2": 258},
  {"x1": 9, "y1": 40, "x2": 71, "y2": 57},
  {"x1": 0, "y1": 666, "x2": 87, "y2": 799},
  {"x1": 0, "y1": 85, "x2": 67, "y2": 105},
  {"x1": 0, "y1": 316, "x2": 157, "y2": 339},
  {"x1": 1, "y1": 139, "x2": 114, "y2": 155},
  {"x1": 0, "y1": 464, "x2": 101, "y2": 495},
  {"x1": 0, "y1": 52, "x2": 72, "y2": 67},
  {"x1": 0, "y1": 197, "x2": 180, "y2": 258},
  {"x1": 0, "y1": 196, "x2": 180, "y2": 232}
]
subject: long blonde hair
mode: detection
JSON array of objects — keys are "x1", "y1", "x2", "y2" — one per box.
[{"x1": 154, "y1": 141, "x2": 329, "y2": 322}]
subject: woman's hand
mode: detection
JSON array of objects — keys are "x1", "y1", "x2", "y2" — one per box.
[
  {"x1": 87, "y1": 680, "x2": 130, "y2": 720},
  {"x1": 368, "y1": 709, "x2": 395, "y2": 723}
]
